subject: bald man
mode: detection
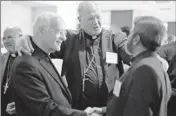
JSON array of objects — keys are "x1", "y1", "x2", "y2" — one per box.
[
  {"x1": 1, "y1": 26, "x2": 22, "y2": 116},
  {"x1": 16, "y1": 1, "x2": 130, "y2": 113},
  {"x1": 50, "y1": 1, "x2": 130, "y2": 110}
]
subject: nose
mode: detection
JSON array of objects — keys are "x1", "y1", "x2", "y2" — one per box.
[
  {"x1": 93, "y1": 17, "x2": 100, "y2": 26},
  {"x1": 57, "y1": 32, "x2": 66, "y2": 41}
]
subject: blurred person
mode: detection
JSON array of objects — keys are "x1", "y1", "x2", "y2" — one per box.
[
  {"x1": 121, "y1": 26, "x2": 130, "y2": 37},
  {"x1": 1, "y1": 39, "x2": 8, "y2": 55},
  {"x1": 107, "y1": 16, "x2": 172, "y2": 116},
  {"x1": 167, "y1": 35, "x2": 176, "y2": 44},
  {"x1": 158, "y1": 35, "x2": 176, "y2": 116},
  {"x1": 1, "y1": 26, "x2": 22, "y2": 116},
  {"x1": 10, "y1": 12, "x2": 102, "y2": 116}
]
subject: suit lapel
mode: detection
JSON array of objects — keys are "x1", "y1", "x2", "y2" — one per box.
[
  {"x1": 1, "y1": 53, "x2": 10, "y2": 84},
  {"x1": 101, "y1": 29, "x2": 112, "y2": 63},
  {"x1": 39, "y1": 59, "x2": 72, "y2": 103},
  {"x1": 101, "y1": 29, "x2": 114, "y2": 92},
  {"x1": 77, "y1": 34, "x2": 86, "y2": 78}
]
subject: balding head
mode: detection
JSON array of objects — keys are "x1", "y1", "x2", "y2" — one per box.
[
  {"x1": 78, "y1": 1, "x2": 101, "y2": 17},
  {"x1": 3, "y1": 26, "x2": 22, "y2": 38},
  {"x1": 3, "y1": 26, "x2": 22, "y2": 53},
  {"x1": 33, "y1": 12, "x2": 66, "y2": 54},
  {"x1": 77, "y1": 1, "x2": 102, "y2": 36}
]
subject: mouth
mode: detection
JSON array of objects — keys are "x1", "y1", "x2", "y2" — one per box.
[
  {"x1": 93, "y1": 26, "x2": 101, "y2": 30},
  {"x1": 56, "y1": 41, "x2": 62, "y2": 45}
]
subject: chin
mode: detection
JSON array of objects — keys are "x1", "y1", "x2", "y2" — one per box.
[
  {"x1": 55, "y1": 47, "x2": 61, "y2": 51},
  {"x1": 93, "y1": 30, "x2": 101, "y2": 36}
]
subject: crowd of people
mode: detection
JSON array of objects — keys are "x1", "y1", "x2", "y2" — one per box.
[{"x1": 1, "y1": 1, "x2": 176, "y2": 116}]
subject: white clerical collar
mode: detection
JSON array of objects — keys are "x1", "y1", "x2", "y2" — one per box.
[
  {"x1": 11, "y1": 54, "x2": 17, "y2": 57},
  {"x1": 92, "y1": 36, "x2": 97, "y2": 40}
]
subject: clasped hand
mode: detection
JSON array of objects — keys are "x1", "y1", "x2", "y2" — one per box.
[{"x1": 84, "y1": 107, "x2": 106, "y2": 116}]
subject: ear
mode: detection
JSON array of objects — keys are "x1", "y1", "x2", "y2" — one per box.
[{"x1": 132, "y1": 34, "x2": 140, "y2": 45}]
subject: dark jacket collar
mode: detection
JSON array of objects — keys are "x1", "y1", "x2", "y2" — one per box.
[{"x1": 131, "y1": 51, "x2": 157, "y2": 66}]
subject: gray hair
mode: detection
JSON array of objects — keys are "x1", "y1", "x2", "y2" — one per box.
[{"x1": 33, "y1": 12, "x2": 64, "y2": 36}]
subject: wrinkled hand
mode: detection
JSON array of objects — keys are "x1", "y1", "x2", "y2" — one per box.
[
  {"x1": 93, "y1": 107, "x2": 106, "y2": 115},
  {"x1": 15, "y1": 35, "x2": 34, "y2": 56},
  {"x1": 85, "y1": 107, "x2": 106, "y2": 116},
  {"x1": 85, "y1": 107, "x2": 95, "y2": 115},
  {"x1": 6, "y1": 102, "x2": 16, "y2": 115}
]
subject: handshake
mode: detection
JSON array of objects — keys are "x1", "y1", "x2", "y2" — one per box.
[{"x1": 84, "y1": 107, "x2": 106, "y2": 116}]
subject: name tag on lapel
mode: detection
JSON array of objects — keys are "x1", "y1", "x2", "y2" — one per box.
[
  {"x1": 106, "y1": 52, "x2": 118, "y2": 64},
  {"x1": 113, "y1": 80, "x2": 122, "y2": 97}
]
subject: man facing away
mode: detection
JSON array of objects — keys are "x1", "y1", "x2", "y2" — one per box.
[
  {"x1": 107, "y1": 16, "x2": 172, "y2": 116},
  {"x1": 11, "y1": 12, "x2": 102, "y2": 116}
]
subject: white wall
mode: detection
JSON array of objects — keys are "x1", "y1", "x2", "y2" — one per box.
[{"x1": 1, "y1": 1, "x2": 32, "y2": 37}]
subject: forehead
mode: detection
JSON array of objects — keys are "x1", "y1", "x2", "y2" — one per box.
[
  {"x1": 50, "y1": 17, "x2": 65, "y2": 31},
  {"x1": 80, "y1": 4, "x2": 101, "y2": 17},
  {"x1": 3, "y1": 29, "x2": 20, "y2": 37}
]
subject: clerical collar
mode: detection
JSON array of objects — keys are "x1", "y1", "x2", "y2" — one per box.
[
  {"x1": 84, "y1": 32, "x2": 101, "y2": 40},
  {"x1": 10, "y1": 53, "x2": 18, "y2": 57}
]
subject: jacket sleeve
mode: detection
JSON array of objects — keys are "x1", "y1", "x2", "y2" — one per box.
[
  {"x1": 113, "y1": 32, "x2": 131, "y2": 65},
  {"x1": 122, "y1": 65, "x2": 160, "y2": 116},
  {"x1": 11, "y1": 59, "x2": 87, "y2": 116}
]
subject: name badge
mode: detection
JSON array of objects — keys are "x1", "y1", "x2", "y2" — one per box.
[
  {"x1": 113, "y1": 80, "x2": 122, "y2": 97},
  {"x1": 106, "y1": 52, "x2": 118, "y2": 64}
]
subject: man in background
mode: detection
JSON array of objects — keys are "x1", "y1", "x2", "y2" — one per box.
[{"x1": 1, "y1": 26, "x2": 22, "y2": 116}]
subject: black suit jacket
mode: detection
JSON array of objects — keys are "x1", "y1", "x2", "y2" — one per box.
[
  {"x1": 107, "y1": 51, "x2": 171, "y2": 116},
  {"x1": 50, "y1": 29, "x2": 130, "y2": 109},
  {"x1": 11, "y1": 42, "x2": 87, "y2": 116}
]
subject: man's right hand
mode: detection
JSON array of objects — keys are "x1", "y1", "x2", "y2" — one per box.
[{"x1": 16, "y1": 35, "x2": 34, "y2": 56}]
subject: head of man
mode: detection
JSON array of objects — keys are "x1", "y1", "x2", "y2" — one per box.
[
  {"x1": 125, "y1": 16, "x2": 166, "y2": 56},
  {"x1": 78, "y1": 1, "x2": 102, "y2": 36},
  {"x1": 3, "y1": 26, "x2": 22, "y2": 54},
  {"x1": 33, "y1": 12, "x2": 66, "y2": 54}
]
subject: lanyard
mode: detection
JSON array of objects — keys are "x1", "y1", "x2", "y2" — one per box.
[{"x1": 82, "y1": 40, "x2": 100, "y2": 92}]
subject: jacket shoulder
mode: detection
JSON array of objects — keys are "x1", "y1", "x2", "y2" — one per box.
[
  {"x1": 12, "y1": 55, "x2": 38, "y2": 69},
  {"x1": 66, "y1": 29, "x2": 79, "y2": 37}
]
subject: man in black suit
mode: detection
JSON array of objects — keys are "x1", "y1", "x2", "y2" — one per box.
[
  {"x1": 1, "y1": 26, "x2": 22, "y2": 116},
  {"x1": 107, "y1": 16, "x2": 172, "y2": 116},
  {"x1": 11, "y1": 12, "x2": 101, "y2": 116}
]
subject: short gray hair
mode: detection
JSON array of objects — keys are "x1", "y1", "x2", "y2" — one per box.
[{"x1": 33, "y1": 12, "x2": 64, "y2": 36}]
